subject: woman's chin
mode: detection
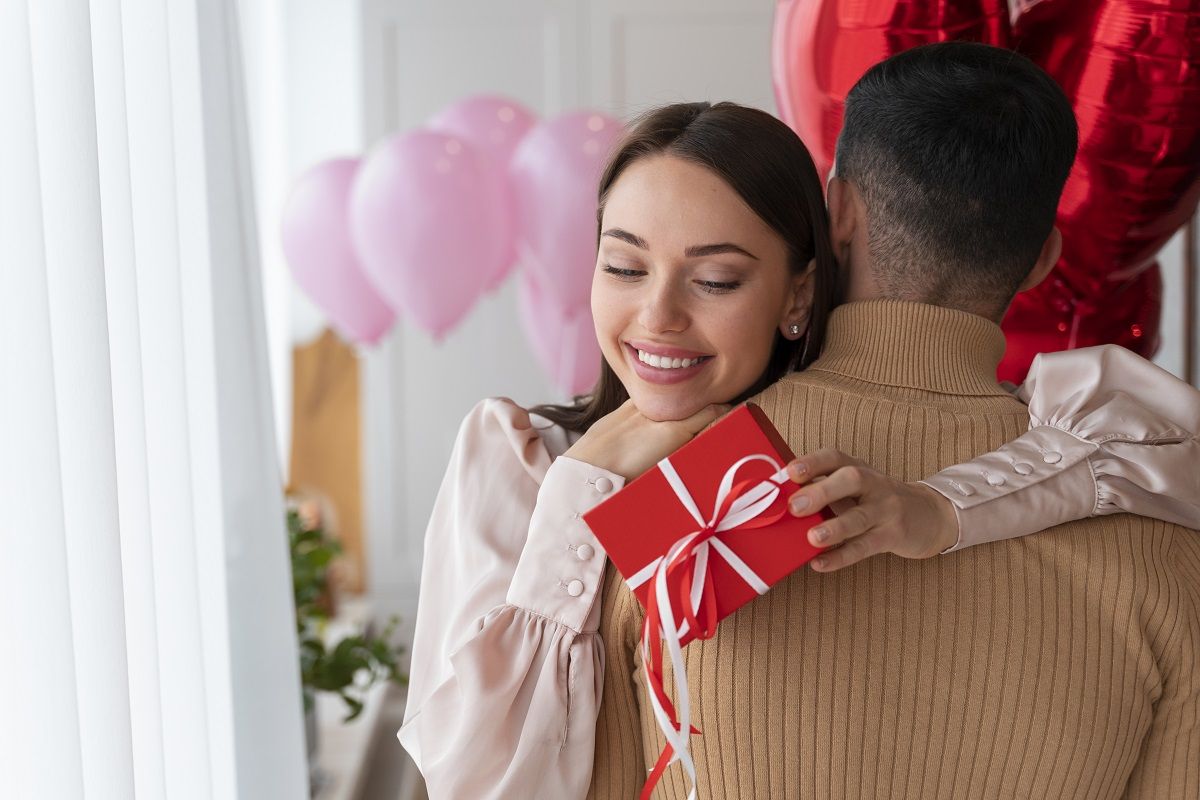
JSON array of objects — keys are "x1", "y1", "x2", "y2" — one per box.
[{"x1": 627, "y1": 390, "x2": 713, "y2": 423}]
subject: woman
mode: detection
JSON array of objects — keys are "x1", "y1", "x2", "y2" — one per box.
[{"x1": 399, "y1": 102, "x2": 1199, "y2": 799}]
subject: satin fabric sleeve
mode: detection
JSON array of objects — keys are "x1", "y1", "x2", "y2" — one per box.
[
  {"x1": 398, "y1": 398, "x2": 625, "y2": 799},
  {"x1": 921, "y1": 345, "x2": 1200, "y2": 552}
]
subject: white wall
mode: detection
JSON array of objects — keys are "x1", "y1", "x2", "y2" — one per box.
[
  {"x1": 242, "y1": 0, "x2": 366, "y2": 474},
  {"x1": 1155, "y1": 225, "x2": 1198, "y2": 382}
]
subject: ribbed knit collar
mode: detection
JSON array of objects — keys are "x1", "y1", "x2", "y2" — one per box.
[{"x1": 803, "y1": 300, "x2": 1010, "y2": 397}]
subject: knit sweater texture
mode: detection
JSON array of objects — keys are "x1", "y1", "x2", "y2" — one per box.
[{"x1": 588, "y1": 300, "x2": 1200, "y2": 800}]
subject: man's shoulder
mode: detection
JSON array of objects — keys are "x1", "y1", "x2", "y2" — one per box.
[
  {"x1": 750, "y1": 369, "x2": 1028, "y2": 418},
  {"x1": 1024, "y1": 511, "x2": 1196, "y2": 541},
  {"x1": 1016, "y1": 513, "x2": 1200, "y2": 587}
]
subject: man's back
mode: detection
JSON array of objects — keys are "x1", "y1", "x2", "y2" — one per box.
[{"x1": 589, "y1": 301, "x2": 1200, "y2": 799}]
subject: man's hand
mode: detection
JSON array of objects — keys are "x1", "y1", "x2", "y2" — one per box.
[{"x1": 785, "y1": 448, "x2": 960, "y2": 572}]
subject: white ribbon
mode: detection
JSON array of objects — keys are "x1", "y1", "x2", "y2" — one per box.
[{"x1": 632, "y1": 453, "x2": 789, "y2": 799}]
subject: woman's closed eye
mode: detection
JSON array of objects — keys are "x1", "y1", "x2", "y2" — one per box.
[{"x1": 601, "y1": 265, "x2": 742, "y2": 294}]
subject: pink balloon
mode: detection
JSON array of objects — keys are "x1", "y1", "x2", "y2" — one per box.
[
  {"x1": 517, "y1": 271, "x2": 601, "y2": 396},
  {"x1": 511, "y1": 111, "x2": 626, "y2": 312},
  {"x1": 429, "y1": 96, "x2": 537, "y2": 289},
  {"x1": 430, "y1": 94, "x2": 536, "y2": 169},
  {"x1": 281, "y1": 158, "x2": 396, "y2": 346},
  {"x1": 350, "y1": 129, "x2": 508, "y2": 340}
]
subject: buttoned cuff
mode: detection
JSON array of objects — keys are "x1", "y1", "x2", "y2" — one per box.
[
  {"x1": 507, "y1": 456, "x2": 625, "y2": 633},
  {"x1": 921, "y1": 426, "x2": 1100, "y2": 553}
]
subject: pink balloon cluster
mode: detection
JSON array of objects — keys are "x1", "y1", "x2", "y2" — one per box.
[
  {"x1": 280, "y1": 158, "x2": 395, "y2": 346},
  {"x1": 511, "y1": 111, "x2": 624, "y2": 394},
  {"x1": 280, "y1": 95, "x2": 624, "y2": 396}
]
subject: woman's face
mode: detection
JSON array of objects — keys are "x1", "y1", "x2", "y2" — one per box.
[{"x1": 591, "y1": 154, "x2": 809, "y2": 422}]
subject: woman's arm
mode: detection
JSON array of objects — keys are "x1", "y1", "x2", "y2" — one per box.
[
  {"x1": 399, "y1": 398, "x2": 624, "y2": 799},
  {"x1": 782, "y1": 345, "x2": 1199, "y2": 570},
  {"x1": 925, "y1": 344, "x2": 1200, "y2": 551}
]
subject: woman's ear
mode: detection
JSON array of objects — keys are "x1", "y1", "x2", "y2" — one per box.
[{"x1": 781, "y1": 259, "x2": 817, "y2": 339}]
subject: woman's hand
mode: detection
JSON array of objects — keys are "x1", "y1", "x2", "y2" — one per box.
[
  {"x1": 785, "y1": 449, "x2": 960, "y2": 572},
  {"x1": 563, "y1": 399, "x2": 731, "y2": 481}
]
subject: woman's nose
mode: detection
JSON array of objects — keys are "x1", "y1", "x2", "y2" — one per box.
[{"x1": 637, "y1": 281, "x2": 689, "y2": 334}]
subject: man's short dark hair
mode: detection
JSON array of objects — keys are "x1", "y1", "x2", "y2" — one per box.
[{"x1": 835, "y1": 41, "x2": 1078, "y2": 313}]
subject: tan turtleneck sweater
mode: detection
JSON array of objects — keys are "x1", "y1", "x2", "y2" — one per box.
[{"x1": 588, "y1": 301, "x2": 1200, "y2": 800}]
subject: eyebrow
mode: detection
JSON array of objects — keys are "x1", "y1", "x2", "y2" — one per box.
[{"x1": 601, "y1": 228, "x2": 759, "y2": 261}]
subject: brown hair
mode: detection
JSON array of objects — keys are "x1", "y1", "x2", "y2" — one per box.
[{"x1": 530, "y1": 101, "x2": 839, "y2": 432}]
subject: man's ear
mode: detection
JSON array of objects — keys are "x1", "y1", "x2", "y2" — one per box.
[
  {"x1": 1018, "y1": 226, "x2": 1062, "y2": 292},
  {"x1": 826, "y1": 176, "x2": 857, "y2": 254}
]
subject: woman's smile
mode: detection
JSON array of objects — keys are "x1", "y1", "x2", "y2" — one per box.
[{"x1": 622, "y1": 340, "x2": 715, "y2": 385}]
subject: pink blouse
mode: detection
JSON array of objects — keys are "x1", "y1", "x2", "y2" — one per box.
[{"x1": 398, "y1": 345, "x2": 1200, "y2": 800}]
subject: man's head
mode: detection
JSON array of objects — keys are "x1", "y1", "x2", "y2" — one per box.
[{"x1": 828, "y1": 41, "x2": 1078, "y2": 320}]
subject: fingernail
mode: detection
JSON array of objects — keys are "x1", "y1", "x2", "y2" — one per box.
[
  {"x1": 789, "y1": 462, "x2": 808, "y2": 482},
  {"x1": 812, "y1": 557, "x2": 827, "y2": 570},
  {"x1": 810, "y1": 526, "x2": 829, "y2": 544},
  {"x1": 790, "y1": 496, "x2": 810, "y2": 515}
]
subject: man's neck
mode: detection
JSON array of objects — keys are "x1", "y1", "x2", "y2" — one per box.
[
  {"x1": 842, "y1": 261, "x2": 1007, "y2": 324},
  {"x1": 804, "y1": 299, "x2": 1010, "y2": 397}
]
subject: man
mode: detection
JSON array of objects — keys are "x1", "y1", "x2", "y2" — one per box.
[{"x1": 590, "y1": 42, "x2": 1199, "y2": 798}]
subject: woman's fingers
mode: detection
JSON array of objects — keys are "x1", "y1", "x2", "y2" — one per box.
[
  {"x1": 810, "y1": 531, "x2": 887, "y2": 572},
  {"x1": 691, "y1": 403, "x2": 733, "y2": 435},
  {"x1": 781, "y1": 453, "x2": 961, "y2": 571},
  {"x1": 788, "y1": 465, "x2": 869, "y2": 516},
  {"x1": 786, "y1": 448, "x2": 864, "y2": 483},
  {"x1": 806, "y1": 503, "x2": 875, "y2": 548}
]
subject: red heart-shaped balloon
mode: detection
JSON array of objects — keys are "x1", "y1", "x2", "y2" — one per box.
[
  {"x1": 998, "y1": 0, "x2": 1200, "y2": 380},
  {"x1": 772, "y1": 0, "x2": 1012, "y2": 183},
  {"x1": 772, "y1": 0, "x2": 1200, "y2": 382}
]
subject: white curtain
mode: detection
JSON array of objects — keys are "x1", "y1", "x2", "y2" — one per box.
[{"x1": 0, "y1": 0, "x2": 307, "y2": 797}]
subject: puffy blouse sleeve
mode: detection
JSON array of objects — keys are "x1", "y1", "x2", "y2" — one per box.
[
  {"x1": 921, "y1": 345, "x2": 1200, "y2": 552},
  {"x1": 398, "y1": 398, "x2": 625, "y2": 799}
]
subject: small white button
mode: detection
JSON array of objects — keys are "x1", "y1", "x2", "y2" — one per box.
[
  {"x1": 576, "y1": 544, "x2": 595, "y2": 561},
  {"x1": 566, "y1": 579, "x2": 585, "y2": 597},
  {"x1": 1013, "y1": 462, "x2": 1034, "y2": 475},
  {"x1": 1043, "y1": 451, "x2": 1062, "y2": 464},
  {"x1": 594, "y1": 477, "x2": 614, "y2": 493},
  {"x1": 951, "y1": 481, "x2": 976, "y2": 497},
  {"x1": 985, "y1": 472, "x2": 1006, "y2": 487}
]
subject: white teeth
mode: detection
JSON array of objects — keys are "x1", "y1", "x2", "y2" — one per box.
[{"x1": 636, "y1": 349, "x2": 705, "y2": 369}]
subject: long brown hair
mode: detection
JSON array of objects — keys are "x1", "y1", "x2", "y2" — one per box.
[{"x1": 530, "y1": 101, "x2": 839, "y2": 433}]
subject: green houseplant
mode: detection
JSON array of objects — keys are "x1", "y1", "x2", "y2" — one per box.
[{"x1": 289, "y1": 503, "x2": 407, "y2": 725}]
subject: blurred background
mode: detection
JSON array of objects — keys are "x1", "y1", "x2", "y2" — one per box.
[
  {"x1": 259, "y1": 6, "x2": 784, "y2": 794},
  {"x1": 3, "y1": 0, "x2": 1196, "y2": 798},
  {"x1": 262, "y1": 2, "x2": 1200, "y2": 793},
  {"x1": 257, "y1": 6, "x2": 786, "y2": 790}
]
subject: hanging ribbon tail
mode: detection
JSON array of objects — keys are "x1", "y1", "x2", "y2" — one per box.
[
  {"x1": 636, "y1": 455, "x2": 791, "y2": 800},
  {"x1": 679, "y1": 550, "x2": 719, "y2": 641},
  {"x1": 641, "y1": 745, "x2": 673, "y2": 800},
  {"x1": 641, "y1": 732, "x2": 701, "y2": 800}
]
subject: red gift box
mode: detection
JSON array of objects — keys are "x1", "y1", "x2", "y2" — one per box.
[
  {"x1": 583, "y1": 402, "x2": 829, "y2": 642},
  {"x1": 583, "y1": 402, "x2": 830, "y2": 799}
]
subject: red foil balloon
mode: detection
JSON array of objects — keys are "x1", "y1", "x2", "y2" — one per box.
[
  {"x1": 772, "y1": 0, "x2": 1011, "y2": 182},
  {"x1": 999, "y1": 0, "x2": 1200, "y2": 381},
  {"x1": 772, "y1": 0, "x2": 1200, "y2": 383},
  {"x1": 999, "y1": 265, "x2": 1163, "y2": 382}
]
